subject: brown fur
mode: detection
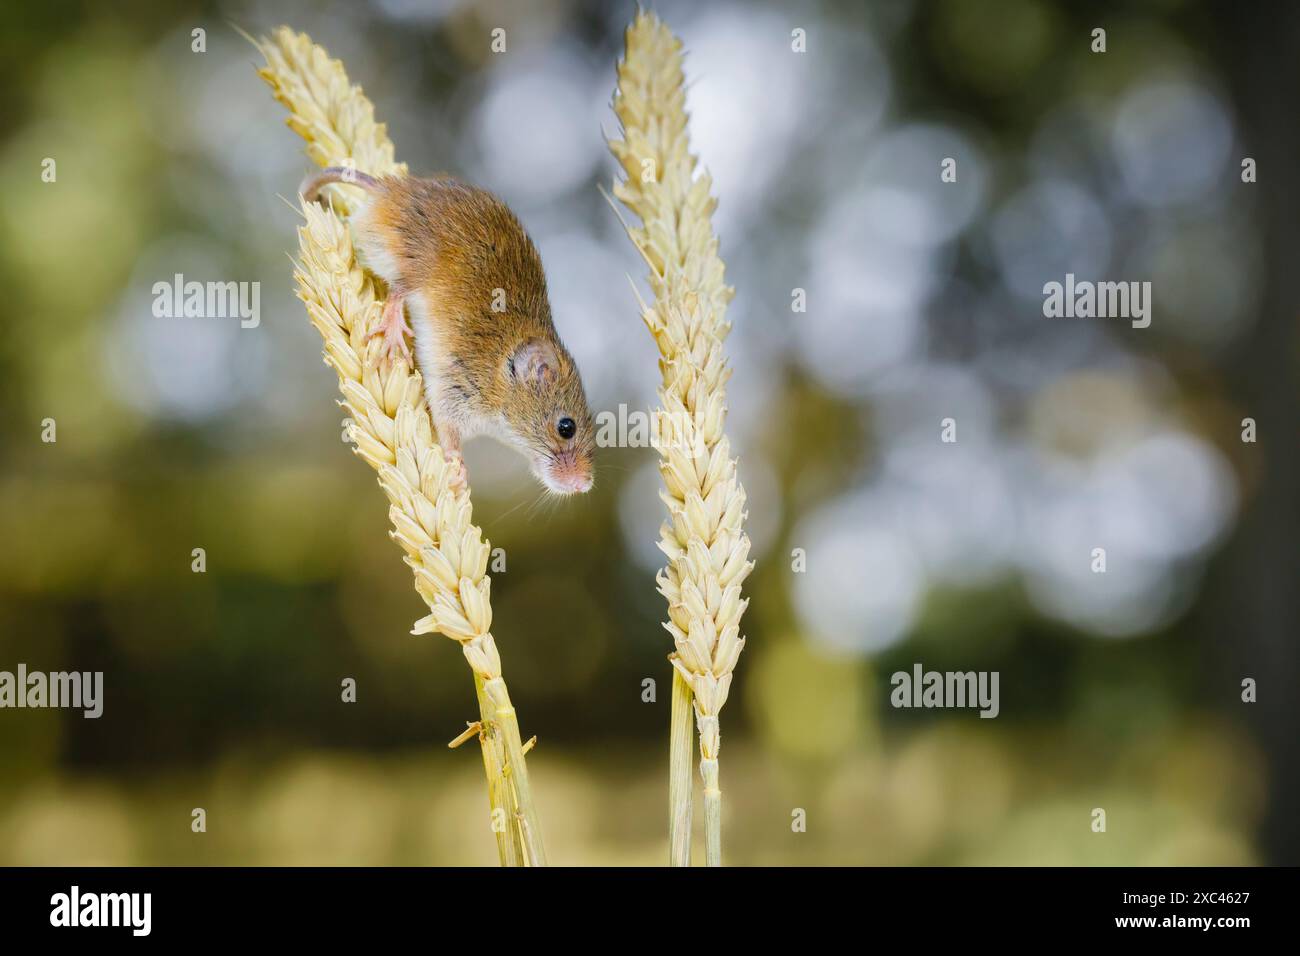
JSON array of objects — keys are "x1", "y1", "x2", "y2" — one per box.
[{"x1": 341, "y1": 173, "x2": 594, "y2": 492}]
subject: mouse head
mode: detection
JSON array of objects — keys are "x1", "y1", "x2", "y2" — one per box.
[{"x1": 503, "y1": 337, "x2": 595, "y2": 495}]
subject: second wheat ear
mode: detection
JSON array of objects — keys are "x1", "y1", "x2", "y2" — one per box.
[
  {"x1": 608, "y1": 11, "x2": 753, "y2": 867},
  {"x1": 253, "y1": 25, "x2": 545, "y2": 867}
]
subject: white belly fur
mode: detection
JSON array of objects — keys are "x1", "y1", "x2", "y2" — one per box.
[
  {"x1": 347, "y1": 206, "x2": 401, "y2": 286},
  {"x1": 404, "y1": 289, "x2": 452, "y2": 427}
]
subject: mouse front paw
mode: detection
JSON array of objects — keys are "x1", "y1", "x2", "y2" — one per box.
[
  {"x1": 371, "y1": 291, "x2": 412, "y2": 366},
  {"x1": 445, "y1": 452, "x2": 469, "y2": 495},
  {"x1": 379, "y1": 321, "x2": 412, "y2": 365}
]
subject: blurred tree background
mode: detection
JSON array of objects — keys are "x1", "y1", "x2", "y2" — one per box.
[{"x1": 0, "y1": 0, "x2": 1295, "y2": 865}]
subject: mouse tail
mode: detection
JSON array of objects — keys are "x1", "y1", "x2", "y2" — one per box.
[{"x1": 300, "y1": 166, "x2": 382, "y2": 204}]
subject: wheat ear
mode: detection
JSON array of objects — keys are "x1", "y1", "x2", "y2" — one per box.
[
  {"x1": 253, "y1": 26, "x2": 544, "y2": 866},
  {"x1": 609, "y1": 11, "x2": 752, "y2": 867}
]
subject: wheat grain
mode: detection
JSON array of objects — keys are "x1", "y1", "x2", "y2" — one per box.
[
  {"x1": 609, "y1": 11, "x2": 753, "y2": 866},
  {"x1": 253, "y1": 26, "x2": 407, "y2": 207},
  {"x1": 253, "y1": 26, "x2": 544, "y2": 866}
]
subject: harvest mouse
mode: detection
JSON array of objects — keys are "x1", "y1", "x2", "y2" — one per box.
[{"x1": 302, "y1": 167, "x2": 595, "y2": 496}]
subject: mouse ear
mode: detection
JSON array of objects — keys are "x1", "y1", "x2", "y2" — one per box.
[{"x1": 509, "y1": 338, "x2": 559, "y2": 388}]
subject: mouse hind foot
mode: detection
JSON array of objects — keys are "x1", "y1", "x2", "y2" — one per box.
[
  {"x1": 434, "y1": 423, "x2": 468, "y2": 494},
  {"x1": 368, "y1": 289, "x2": 412, "y2": 366}
]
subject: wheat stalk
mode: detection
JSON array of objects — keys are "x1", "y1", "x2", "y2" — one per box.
[
  {"x1": 608, "y1": 11, "x2": 752, "y2": 866},
  {"x1": 252, "y1": 26, "x2": 544, "y2": 866}
]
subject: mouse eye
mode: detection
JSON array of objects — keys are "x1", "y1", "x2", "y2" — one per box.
[{"x1": 556, "y1": 417, "x2": 576, "y2": 440}]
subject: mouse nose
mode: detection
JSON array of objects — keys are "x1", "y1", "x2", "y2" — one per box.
[
  {"x1": 558, "y1": 472, "x2": 593, "y2": 494},
  {"x1": 544, "y1": 450, "x2": 593, "y2": 495},
  {"x1": 547, "y1": 467, "x2": 593, "y2": 495}
]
